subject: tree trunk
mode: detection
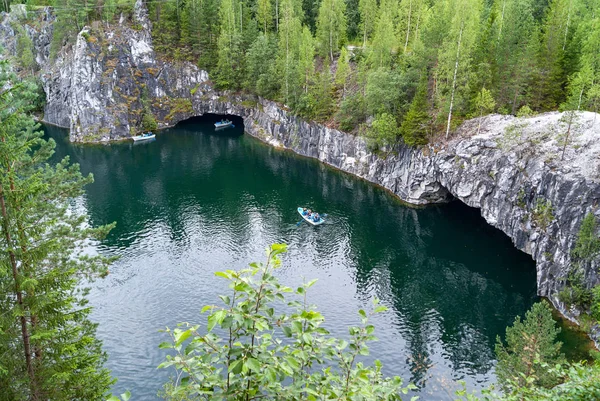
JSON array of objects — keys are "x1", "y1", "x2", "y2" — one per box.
[
  {"x1": 329, "y1": 16, "x2": 334, "y2": 62},
  {"x1": 275, "y1": 0, "x2": 279, "y2": 32},
  {"x1": 563, "y1": 0, "x2": 572, "y2": 51},
  {"x1": 561, "y1": 112, "x2": 574, "y2": 160},
  {"x1": 498, "y1": 0, "x2": 506, "y2": 40},
  {"x1": 445, "y1": 22, "x2": 464, "y2": 139},
  {"x1": 404, "y1": 0, "x2": 412, "y2": 54},
  {"x1": 0, "y1": 182, "x2": 37, "y2": 400},
  {"x1": 577, "y1": 84, "x2": 584, "y2": 111}
]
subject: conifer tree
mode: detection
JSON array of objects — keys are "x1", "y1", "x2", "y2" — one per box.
[
  {"x1": 0, "y1": 63, "x2": 115, "y2": 401},
  {"x1": 495, "y1": 302, "x2": 565, "y2": 392},
  {"x1": 400, "y1": 75, "x2": 430, "y2": 146}
]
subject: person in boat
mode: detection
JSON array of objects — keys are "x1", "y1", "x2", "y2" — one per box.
[
  {"x1": 307, "y1": 209, "x2": 312, "y2": 217},
  {"x1": 302, "y1": 208, "x2": 308, "y2": 215},
  {"x1": 313, "y1": 213, "x2": 320, "y2": 222}
]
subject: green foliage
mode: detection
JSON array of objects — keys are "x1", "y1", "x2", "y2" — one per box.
[
  {"x1": 159, "y1": 244, "x2": 413, "y2": 400},
  {"x1": 558, "y1": 267, "x2": 593, "y2": 310},
  {"x1": 335, "y1": 92, "x2": 367, "y2": 131},
  {"x1": 15, "y1": 27, "x2": 35, "y2": 72},
  {"x1": 365, "y1": 112, "x2": 400, "y2": 152},
  {"x1": 495, "y1": 302, "x2": 565, "y2": 392},
  {"x1": 517, "y1": 105, "x2": 535, "y2": 117},
  {"x1": 365, "y1": 68, "x2": 401, "y2": 116},
  {"x1": 335, "y1": 46, "x2": 351, "y2": 96},
  {"x1": 0, "y1": 61, "x2": 116, "y2": 401},
  {"x1": 141, "y1": 111, "x2": 158, "y2": 131},
  {"x1": 591, "y1": 286, "x2": 600, "y2": 323},
  {"x1": 316, "y1": 0, "x2": 347, "y2": 61},
  {"x1": 474, "y1": 87, "x2": 495, "y2": 118},
  {"x1": 532, "y1": 198, "x2": 554, "y2": 231},
  {"x1": 401, "y1": 75, "x2": 430, "y2": 146},
  {"x1": 245, "y1": 34, "x2": 279, "y2": 98},
  {"x1": 572, "y1": 213, "x2": 600, "y2": 260},
  {"x1": 457, "y1": 360, "x2": 600, "y2": 401}
]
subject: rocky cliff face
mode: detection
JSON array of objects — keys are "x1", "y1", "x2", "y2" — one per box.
[{"x1": 2, "y1": 1, "x2": 599, "y2": 337}]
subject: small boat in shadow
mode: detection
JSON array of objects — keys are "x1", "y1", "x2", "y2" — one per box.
[
  {"x1": 214, "y1": 119, "x2": 234, "y2": 129},
  {"x1": 132, "y1": 132, "x2": 155, "y2": 142}
]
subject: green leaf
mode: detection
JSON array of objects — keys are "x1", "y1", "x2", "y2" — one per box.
[
  {"x1": 158, "y1": 341, "x2": 173, "y2": 349},
  {"x1": 214, "y1": 271, "x2": 230, "y2": 279},
  {"x1": 174, "y1": 329, "x2": 192, "y2": 346},
  {"x1": 358, "y1": 309, "x2": 367, "y2": 319},
  {"x1": 121, "y1": 391, "x2": 131, "y2": 401},
  {"x1": 282, "y1": 326, "x2": 292, "y2": 337},
  {"x1": 374, "y1": 305, "x2": 388, "y2": 313},
  {"x1": 245, "y1": 357, "x2": 261, "y2": 372},
  {"x1": 306, "y1": 279, "x2": 318, "y2": 288},
  {"x1": 229, "y1": 359, "x2": 243, "y2": 374}
]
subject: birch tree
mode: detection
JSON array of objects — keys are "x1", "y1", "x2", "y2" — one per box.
[
  {"x1": 277, "y1": 0, "x2": 302, "y2": 105},
  {"x1": 435, "y1": 0, "x2": 481, "y2": 138},
  {"x1": 359, "y1": 0, "x2": 377, "y2": 46},
  {"x1": 368, "y1": 0, "x2": 397, "y2": 69},
  {"x1": 257, "y1": 0, "x2": 272, "y2": 33},
  {"x1": 316, "y1": 0, "x2": 347, "y2": 61}
]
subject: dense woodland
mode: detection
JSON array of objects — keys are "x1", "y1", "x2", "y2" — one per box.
[{"x1": 8, "y1": 0, "x2": 600, "y2": 147}]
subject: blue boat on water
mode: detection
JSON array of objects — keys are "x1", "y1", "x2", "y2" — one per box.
[
  {"x1": 298, "y1": 207, "x2": 326, "y2": 226},
  {"x1": 214, "y1": 119, "x2": 234, "y2": 129}
]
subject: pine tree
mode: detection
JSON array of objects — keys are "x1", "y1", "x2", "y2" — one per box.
[
  {"x1": 492, "y1": 0, "x2": 539, "y2": 114},
  {"x1": 0, "y1": 63, "x2": 115, "y2": 400},
  {"x1": 400, "y1": 74, "x2": 430, "y2": 146},
  {"x1": 495, "y1": 302, "x2": 565, "y2": 392},
  {"x1": 316, "y1": 0, "x2": 347, "y2": 61}
]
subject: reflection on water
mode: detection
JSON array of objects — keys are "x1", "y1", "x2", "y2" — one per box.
[{"x1": 46, "y1": 117, "x2": 542, "y2": 400}]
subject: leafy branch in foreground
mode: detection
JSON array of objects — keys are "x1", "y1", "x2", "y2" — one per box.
[{"x1": 159, "y1": 243, "x2": 415, "y2": 400}]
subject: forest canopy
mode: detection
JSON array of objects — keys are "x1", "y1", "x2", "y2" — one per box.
[{"x1": 10, "y1": 0, "x2": 600, "y2": 147}]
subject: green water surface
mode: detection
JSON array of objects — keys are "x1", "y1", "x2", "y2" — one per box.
[{"x1": 45, "y1": 117, "x2": 591, "y2": 400}]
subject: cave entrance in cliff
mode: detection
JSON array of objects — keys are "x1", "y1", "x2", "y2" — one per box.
[{"x1": 174, "y1": 114, "x2": 245, "y2": 136}]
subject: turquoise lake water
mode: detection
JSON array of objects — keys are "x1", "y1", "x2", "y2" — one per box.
[{"x1": 45, "y1": 117, "x2": 587, "y2": 400}]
